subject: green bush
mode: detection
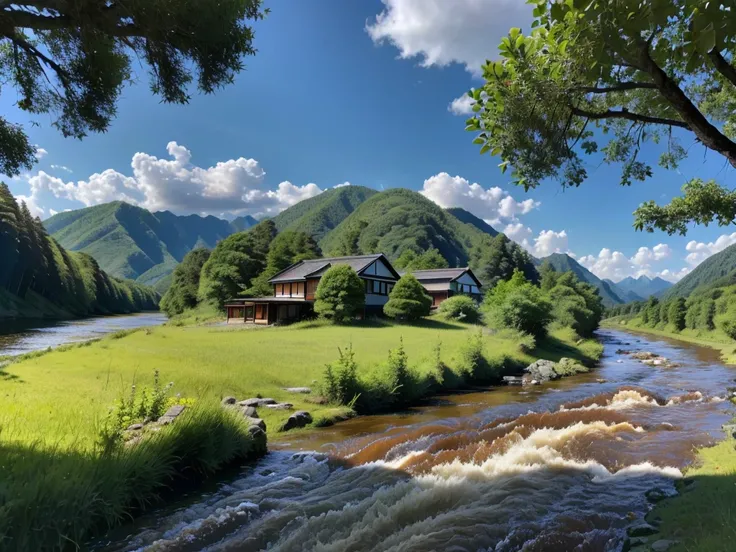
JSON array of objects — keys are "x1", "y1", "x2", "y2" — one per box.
[
  {"x1": 321, "y1": 344, "x2": 361, "y2": 405},
  {"x1": 437, "y1": 295, "x2": 480, "y2": 323},
  {"x1": 314, "y1": 265, "x2": 366, "y2": 322},
  {"x1": 720, "y1": 318, "x2": 736, "y2": 340},
  {"x1": 383, "y1": 274, "x2": 432, "y2": 320},
  {"x1": 160, "y1": 248, "x2": 210, "y2": 317}
]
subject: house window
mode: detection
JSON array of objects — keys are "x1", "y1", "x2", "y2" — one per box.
[
  {"x1": 373, "y1": 280, "x2": 380, "y2": 294},
  {"x1": 296, "y1": 282, "x2": 305, "y2": 296}
]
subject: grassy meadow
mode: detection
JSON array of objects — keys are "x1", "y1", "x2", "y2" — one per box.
[{"x1": 0, "y1": 318, "x2": 601, "y2": 449}]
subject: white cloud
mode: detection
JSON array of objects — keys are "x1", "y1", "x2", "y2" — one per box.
[
  {"x1": 448, "y1": 93, "x2": 475, "y2": 115},
  {"x1": 531, "y1": 230, "x2": 569, "y2": 257},
  {"x1": 503, "y1": 222, "x2": 532, "y2": 244},
  {"x1": 685, "y1": 232, "x2": 736, "y2": 267},
  {"x1": 51, "y1": 165, "x2": 73, "y2": 173},
  {"x1": 421, "y1": 172, "x2": 539, "y2": 225},
  {"x1": 49, "y1": 208, "x2": 58, "y2": 216},
  {"x1": 14, "y1": 194, "x2": 44, "y2": 218},
  {"x1": 23, "y1": 142, "x2": 324, "y2": 217},
  {"x1": 579, "y1": 245, "x2": 689, "y2": 282},
  {"x1": 366, "y1": 0, "x2": 533, "y2": 75},
  {"x1": 631, "y1": 244, "x2": 672, "y2": 266},
  {"x1": 334, "y1": 181, "x2": 352, "y2": 188},
  {"x1": 35, "y1": 147, "x2": 48, "y2": 160}
]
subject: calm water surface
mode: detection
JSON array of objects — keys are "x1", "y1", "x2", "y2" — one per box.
[
  {"x1": 0, "y1": 312, "x2": 167, "y2": 357},
  {"x1": 98, "y1": 329, "x2": 736, "y2": 552}
]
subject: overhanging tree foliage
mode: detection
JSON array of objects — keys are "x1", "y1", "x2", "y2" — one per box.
[
  {"x1": 469, "y1": 0, "x2": 736, "y2": 235},
  {"x1": 0, "y1": 0, "x2": 267, "y2": 175}
]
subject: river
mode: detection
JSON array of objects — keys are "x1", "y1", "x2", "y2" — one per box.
[
  {"x1": 98, "y1": 329, "x2": 735, "y2": 551},
  {"x1": 0, "y1": 312, "x2": 167, "y2": 357}
]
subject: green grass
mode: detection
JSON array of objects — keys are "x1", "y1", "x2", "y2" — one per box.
[
  {"x1": 602, "y1": 316, "x2": 736, "y2": 364},
  {"x1": 651, "y1": 439, "x2": 736, "y2": 552},
  {"x1": 0, "y1": 403, "x2": 266, "y2": 552},
  {"x1": 0, "y1": 319, "x2": 600, "y2": 449}
]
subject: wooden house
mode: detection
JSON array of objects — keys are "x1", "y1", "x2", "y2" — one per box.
[
  {"x1": 404, "y1": 268, "x2": 483, "y2": 308},
  {"x1": 225, "y1": 254, "x2": 400, "y2": 324}
]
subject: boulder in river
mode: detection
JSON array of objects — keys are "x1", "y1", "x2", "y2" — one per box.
[
  {"x1": 502, "y1": 376, "x2": 524, "y2": 386},
  {"x1": 525, "y1": 359, "x2": 559, "y2": 383}
]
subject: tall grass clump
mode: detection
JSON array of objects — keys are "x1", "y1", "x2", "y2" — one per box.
[{"x1": 0, "y1": 401, "x2": 266, "y2": 551}]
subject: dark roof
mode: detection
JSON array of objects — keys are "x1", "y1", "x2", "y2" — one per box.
[
  {"x1": 225, "y1": 297, "x2": 314, "y2": 305},
  {"x1": 269, "y1": 254, "x2": 399, "y2": 283},
  {"x1": 401, "y1": 267, "x2": 483, "y2": 287}
]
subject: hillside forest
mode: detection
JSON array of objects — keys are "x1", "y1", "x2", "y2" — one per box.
[{"x1": 0, "y1": 184, "x2": 159, "y2": 318}]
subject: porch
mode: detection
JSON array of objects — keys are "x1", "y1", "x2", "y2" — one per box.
[{"x1": 225, "y1": 297, "x2": 314, "y2": 325}]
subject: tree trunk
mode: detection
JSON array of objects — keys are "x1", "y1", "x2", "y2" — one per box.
[{"x1": 637, "y1": 45, "x2": 736, "y2": 168}]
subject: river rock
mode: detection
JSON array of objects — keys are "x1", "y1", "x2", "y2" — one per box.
[
  {"x1": 127, "y1": 423, "x2": 144, "y2": 431},
  {"x1": 163, "y1": 404, "x2": 186, "y2": 419},
  {"x1": 651, "y1": 540, "x2": 679, "y2": 552},
  {"x1": 722, "y1": 423, "x2": 736, "y2": 438},
  {"x1": 221, "y1": 396, "x2": 237, "y2": 406},
  {"x1": 631, "y1": 351, "x2": 658, "y2": 360},
  {"x1": 240, "y1": 398, "x2": 277, "y2": 407},
  {"x1": 243, "y1": 406, "x2": 258, "y2": 418},
  {"x1": 645, "y1": 487, "x2": 671, "y2": 503},
  {"x1": 622, "y1": 536, "x2": 649, "y2": 552},
  {"x1": 284, "y1": 387, "x2": 312, "y2": 394},
  {"x1": 245, "y1": 417, "x2": 266, "y2": 431},
  {"x1": 502, "y1": 376, "x2": 524, "y2": 386},
  {"x1": 281, "y1": 410, "x2": 312, "y2": 431},
  {"x1": 627, "y1": 522, "x2": 658, "y2": 538},
  {"x1": 266, "y1": 402, "x2": 294, "y2": 410},
  {"x1": 247, "y1": 425, "x2": 268, "y2": 455},
  {"x1": 525, "y1": 359, "x2": 559, "y2": 383},
  {"x1": 616, "y1": 349, "x2": 634, "y2": 355}
]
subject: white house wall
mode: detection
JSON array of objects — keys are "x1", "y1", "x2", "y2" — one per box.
[{"x1": 366, "y1": 259, "x2": 395, "y2": 279}]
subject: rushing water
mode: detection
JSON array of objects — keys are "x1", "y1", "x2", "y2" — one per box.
[
  {"x1": 99, "y1": 329, "x2": 735, "y2": 551},
  {"x1": 0, "y1": 312, "x2": 167, "y2": 356}
]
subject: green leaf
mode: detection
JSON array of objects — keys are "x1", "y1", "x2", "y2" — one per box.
[
  {"x1": 480, "y1": 144, "x2": 491, "y2": 155},
  {"x1": 509, "y1": 27, "x2": 521, "y2": 41},
  {"x1": 696, "y1": 27, "x2": 716, "y2": 53},
  {"x1": 472, "y1": 137, "x2": 485, "y2": 145},
  {"x1": 499, "y1": 161, "x2": 509, "y2": 174},
  {"x1": 515, "y1": 34, "x2": 525, "y2": 49},
  {"x1": 491, "y1": 147, "x2": 503, "y2": 156}
]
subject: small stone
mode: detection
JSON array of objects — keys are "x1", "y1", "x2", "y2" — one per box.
[
  {"x1": 163, "y1": 404, "x2": 186, "y2": 418},
  {"x1": 503, "y1": 376, "x2": 524, "y2": 386},
  {"x1": 284, "y1": 387, "x2": 312, "y2": 394},
  {"x1": 622, "y1": 537, "x2": 649, "y2": 552},
  {"x1": 524, "y1": 359, "x2": 559, "y2": 383},
  {"x1": 265, "y1": 402, "x2": 293, "y2": 410},
  {"x1": 241, "y1": 398, "x2": 277, "y2": 407},
  {"x1": 243, "y1": 406, "x2": 258, "y2": 417},
  {"x1": 651, "y1": 540, "x2": 679, "y2": 552},
  {"x1": 127, "y1": 423, "x2": 144, "y2": 431},
  {"x1": 596, "y1": 378, "x2": 608, "y2": 383},
  {"x1": 627, "y1": 522, "x2": 658, "y2": 538},
  {"x1": 221, "y1": 396, "x2": 236, "y2": 406},
  {"x1": 645, "y1": 488, "x2": 670, "y2": 503},
  {"x1": 281, "y1": 410, "x2": 312, "y2": 431},
  {"x1": 157, "y1": 416, "x2": 174, "y2": 425},
  {"x1": 245, "y1": 417, "x2": 266, "y2": 431}
]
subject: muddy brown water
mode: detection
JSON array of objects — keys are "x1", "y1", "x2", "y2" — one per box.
[{"x1": 97, "y1": 329, "x2": 735, "y2": 552}]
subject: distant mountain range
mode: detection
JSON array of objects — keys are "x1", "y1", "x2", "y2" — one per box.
[
  {"x1": 45, "y1": 186, "x2": 727, "y2": 305},
  {"x1": 604, "y1": 275, "x2": 673, "y2": 302}
]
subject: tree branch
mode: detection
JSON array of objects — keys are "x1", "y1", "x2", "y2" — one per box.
[
  {"x1": 9, "y1": 31, "x2": 70, "y2": 87},
  {"x1": 708, "y1": 49, "x2": 736, "y2": 88},
  {"x1": 577, "y1": 82, "x2": 657, "y2": 93},
  {"x1": 569, "y1": 106, "x2": 690, "y2": 129},
  {"x1": 2, "y1": 7, "x2": 140, "y2": 37}
]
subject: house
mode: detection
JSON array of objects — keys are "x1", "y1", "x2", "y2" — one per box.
[
  {"x1": 225, "y1": 254, "x2": 401, "y2": 324},
  {"x1": 404, "y1": 268, "x2": 483, "y2": 308}
]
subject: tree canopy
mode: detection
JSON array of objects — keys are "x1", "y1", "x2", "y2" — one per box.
[
  {"x1": 0, "y1": 0, "x2": 267, "y2": 175},
  {"x1": 314, "y1": 265, "x2": 365, "y2": 322},
  {"x1": 383, "y1": 274, "x2": 432, "y2": 321},
  {"x1": 393, "y1": 248, "x2": 449, "y2": 271},
  {"x1": 160, "y1": 248, "x2": 210, "y2": 317},
  {"x1": 469, "y1": 0, "x2": 736, "y2": 234}
]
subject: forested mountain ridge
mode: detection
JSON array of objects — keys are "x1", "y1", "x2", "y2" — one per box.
[
  {"x1": 269, "y1": 185, "x2": 377, "y2": 241},
  {"x1": 0, "y1": 184, "x2": 159, "y2": 319},
  {"x1": 609, "y1": 275, "x2": 672, "y2": 301},
  {"x1": 445, "y1": 208, "x2": 499, "y2": 237},
  {"x1": 663, "y1": 243, "x2": 736, "y2": 299},
  {"x1": 541, "y1": 253, "x2": 624, "y2": 307},
  {"x1": 45, "y1": 201, "x2": 241, "y2": 288}
]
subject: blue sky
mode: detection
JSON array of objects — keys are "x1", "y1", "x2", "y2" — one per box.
[{"x1": 3, "y1": 0, "x2": 736, "y2": 283}]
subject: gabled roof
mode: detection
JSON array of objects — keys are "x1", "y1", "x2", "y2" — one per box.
[
  {"x1": 401, "y1": 267, "x2": 483, "y2": 288},
  {"x1": 269, "y1": 254, "x2": 399, "y2": 283}
]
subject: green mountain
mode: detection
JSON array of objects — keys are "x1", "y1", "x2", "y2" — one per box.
[
  {"x1": 319, "y1": 188, "x2": 498, "y2": 266},
  {"x1": 604, "y1": 279, "x2": 644, "y2": 302},
  {"x1": 230, "y1": 215, "x2": 258, "y2": 232},
  {"x1": 445, "y1": 207, "x2": 499, "y2": 237},
  {"x1": 542, "y1": 253, "x2": 624, "y2": 307},
  {"x1": 269, "y1": 185, "x2": 377, "y2": 241},
  {"x1": 45, "y1": 202, "x2": 237, "y2": 287},
  {"x1": 663, "y1": 243, "x2": 736, "y2": 299}
]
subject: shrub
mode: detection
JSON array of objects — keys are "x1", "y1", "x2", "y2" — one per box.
[
  {"x1": 720, "y1": 317, "x2": 736, "y2": 340},
  {"x1": 321, "y1": 344, "x2": 361, "y2": 405},
  {"x1": 437, "y1": 295, "x2": 480, "y2": 323},
  {"x1": 487, "y1": 285, "x2": 553, "y2": 339},
  {"x1": 314, "y1": 265, "x2": 365, "y2": 322},
  {"x1": 383, "y1": 274, "x2": 432, "y2": 320},
  {"x1": 457, "y1": 328, "x2": 485, "y2": 378}
]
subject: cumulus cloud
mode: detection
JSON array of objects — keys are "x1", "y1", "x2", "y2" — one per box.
[
  {"x1": 685, "y1": 232, "x2": 736, "y2": 267},
  {"x1": 448, "y1": 93, "x2": 475, "y2": 115},
  {"x1": 579, "y1": 244, "x2": 687, "y2": 282},
  {"x1": 334, "y1": 182, "x2": 352, "y2": 188},
  {"x1": 421, "y1": 172, "x2": 539, "y2": 225},
  {"x1": 35, "y1": 147, "x2": 48, "y2": 160},
  {"x1": 23, "y1": 142, "x2": 324, "y2": 217},
  {"x1": 531, "y1": 230, "x2": 569, "y2": 257},
  {"x1": 51, "y1": 165, "x2": 73, "y2": 173},
  {"x1": 366, "y1": 0, "x2": 533, "y2": 75},
  {"x1": 15, "y1": 194, "x2": 44, "y2": 218}
]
